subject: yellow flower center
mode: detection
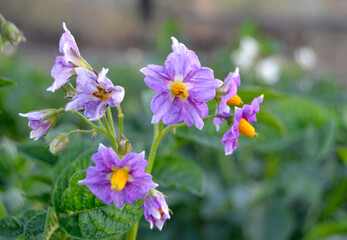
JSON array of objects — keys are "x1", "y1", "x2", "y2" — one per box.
[
  {"x1": 171, "y1": 83, "x2": 189, "y2": 101},
  {"x1": 110, "y1": 168, "x2": 129, "y2": 191},
  {"x1": 226, "y1": 95, "x2": 242, "y2": 106},
  {"x1": 92, "y1": 86, "x2": 110, "y2": 101},
  {"x1": 238, "y1": 118, "x2": 257, "y2": 138}
]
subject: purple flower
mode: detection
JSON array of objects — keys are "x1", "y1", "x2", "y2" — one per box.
[
  {"x1": 221, "y1": 95, "x2": 263, "y2": 155},
  {"x1": 214, "y1": 68, "x2": 241, "y2": 131},
  {"x1": 19, "y1": 110, "x2": 58, "y2": 140},
  {"x1": 47, "y1": 23, "x2": 91, "y2": 92},
  {"x1": 65, "y1": 67, "x2": 124, "y2": 121},
  {"x1": 141, "y1": 37, "x2": 223, "y2": 130},
  {"x1": 143, "y1": 189, "x2": 170, "y2": 230},
  {"x1": 79, "y1": 144, "x2": 157, "y2": 209}
]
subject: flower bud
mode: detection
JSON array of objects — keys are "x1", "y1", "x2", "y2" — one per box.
[
  {"x1": 117, "y1": 134, "x2": 132, "y2": 155},
  {"x1": 1, "y1": 20, "x2": 25, "y2": 45},
  {"x1": 48, "y1": 133, "x2": 70, "y2": 155}
]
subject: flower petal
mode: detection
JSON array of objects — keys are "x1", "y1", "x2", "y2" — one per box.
[
  {"x1": 141, "y1": 64, "x2": 172, "y2": 92},
  {"x1": 182, "y1": 99, "x2": 208, "y2": 130}
]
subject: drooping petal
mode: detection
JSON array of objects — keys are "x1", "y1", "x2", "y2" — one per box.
[
  {"x1": 48, "y1": 56, "x2": 75, "y2": 92},
  {"x1": 84, "y1": 101, "x2": 107, "y2": 121}
]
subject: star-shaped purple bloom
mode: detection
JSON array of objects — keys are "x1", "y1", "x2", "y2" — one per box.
[
  {"x1": 143, "y1": 189, "x2": 170, "y2": 230},
  {"x1": 65, "y1": 67, "x2": 125, "y2": 121},
  {"x1": 141, "y1": 37, "x2": 223, "y2": 130},
  {"x1": 221, "y1": 95, "x2": 263, "y2": 155},
  {"x1": 48, "y1": 23, "x2": 91, "y2": 92},
  {"x1": 79, "y1": 144, "x2": 157, "y2": 209},
  {"x1": 214, "y1": 68, "x2": 241, "y2": 131},
  {"x1": 19, "y1": 110, "x2": 58, "y2": 140}
]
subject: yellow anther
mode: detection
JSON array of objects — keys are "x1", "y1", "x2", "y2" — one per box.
[
  {"x1": 238, "y1": 118, "x2": 256, "y2": 138},
  {"x1": 110, "y1": 168, "x2": 129, "y2": 191},
  {"x1": 171, "y1": 83, "x2": 189, "y2": 101},
  {"x1": 158, "y1": 208, "x2": 163, "y2": 215},
  {"x1": 226, "y1": 95, "x2": 242, "y2": 106}
]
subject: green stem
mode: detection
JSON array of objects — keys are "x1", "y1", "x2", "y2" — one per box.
[
  {"x1": 117, "y1": 106, "x2": 124, "y2": 136},
  {"x1": 107, "y1": 107, "x2": 116, "y2": 137},
  {"x1": 68, "y1": 110, "x2": 107, "y2": 134},
  {"x1": 125, "y1": 222, "x2": 139, "y2": 240},
  {"x1": 67, "y1": 129, "x2": 95, "y2": 137},
  {"x1": 125, "y1": 121, "x2": 186, "y2": 240},
  {"x1": 103, "y1": 114, "x2": 118, "y2": 151}
]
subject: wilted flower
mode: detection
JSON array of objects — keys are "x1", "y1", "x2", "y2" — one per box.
[
  {"x1": 47, "y1": 23, "x2": 91, "y2": 92},
  {"x1": 141, "y1": 37, "x2": 222, "y2": 130},
  {"x1": 48, "y1": 133, "x2": 70, "y2": 155},
  {"x1": 79, "y1": 144, "x2": 157, "y2": 209},
  {"x1": 214, "y1": 68, "x2": 242, "y2": 131},
  {"x1": 65, "y1": 67, "x2": 124, "y2": 121},
  {"x1": 143, "y1": 189, "x2": 170, "y2": 230},
  {"x1": 19, "y1": 110, "x2": 59, "y2": 140},
  {"x1": 221, "y1": 95, "x2": 263, "y2": 155}
]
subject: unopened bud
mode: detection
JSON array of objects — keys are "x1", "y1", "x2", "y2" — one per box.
[
  {"x1": 117, "y1": 134, "x2": 132, "y2": 155},
  {"x1": 48, "y1": 133, "x2": 70, "y2": 155},
  {"x1": 1, "y1": 20, "x2": 25, "y2": 45}
]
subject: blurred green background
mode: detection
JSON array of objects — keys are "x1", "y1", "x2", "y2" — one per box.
[{"x1": 1, "y1": 1, "x2": 347, "y2": 239}]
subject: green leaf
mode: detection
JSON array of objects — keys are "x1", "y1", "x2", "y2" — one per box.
[
  {"x1": 257, "y1": 109, "x2": 285, "y2": 134},
  {"x1": 18, "y1": 142, "x2": 58, "y2": 166},
  {"x1": 53, "y1": 153, "x2": 143, "y2": 239},
  {"x1": 23, "y1": 207, "x2": 58, "y2": 240},
  {"x1": 152, "y1": 155, "x2": 205, "y2": 196},
  {"x1": 321, "y1": 180, "x2": 347, "y2": 220},
  {"x1": 303, "y1": 217, "x2": 347, "y2": 240},
  {"x1": 0, "y1": 209, "x2": 44, "y2": 239},
  {"x1": 0, "y1": 76, "x2": 16, "y2": 88}
]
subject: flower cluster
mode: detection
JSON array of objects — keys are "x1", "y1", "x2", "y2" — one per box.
[
  {"x1": 142, "y1": 37, "x2": 264, "y2": 155},
  {"x1": 19, "y1": 22, "x2": 264, "y2": 235}
]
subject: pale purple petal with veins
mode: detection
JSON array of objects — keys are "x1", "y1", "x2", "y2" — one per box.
[
  {"x1": 65, "y1": 68, "x2": 124, "y2": 121},
  {"x1": 142, "y1": 37, "x2": 222, "y2": 129}
]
